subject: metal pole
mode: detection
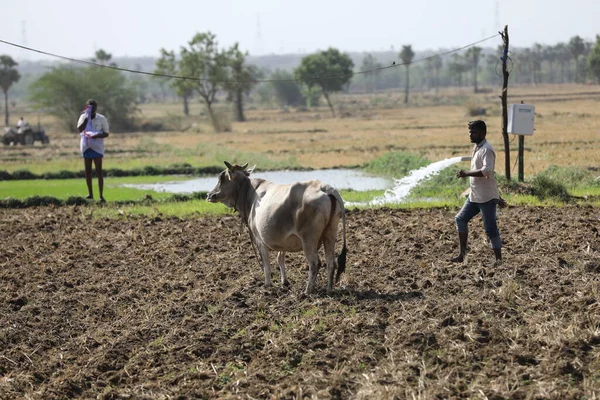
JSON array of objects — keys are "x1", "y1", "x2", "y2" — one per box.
[
  {"x1": 518, "y1": 135, "x2": 524, "y2": 182},
  {"x1": 518, "y1": 100, "x2": 525, "y2": 182}
]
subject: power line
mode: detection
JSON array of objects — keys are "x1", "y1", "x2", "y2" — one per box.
[{"x1": 0, "y1": 34, "x2": 499, "y2": 84}]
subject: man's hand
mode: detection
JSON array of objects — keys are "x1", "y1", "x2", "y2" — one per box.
[
  {"x1": 456, "y1": 169, "x2": 467, "y2": 178},
  {"x1": 497, "y1": 197, "x2": 507, "y2": 208},
  {"x1": 77, "y1": 118, "x2": 88, "y2": 133}
]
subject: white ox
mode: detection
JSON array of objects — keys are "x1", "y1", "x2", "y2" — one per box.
[{"x1": 207, "y1": 162, "x2": 347, "y2": 294}]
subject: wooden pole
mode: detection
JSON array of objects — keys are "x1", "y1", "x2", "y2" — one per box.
[{"x1": 500, "y1": 25, "x2": 511, "y2": 181}]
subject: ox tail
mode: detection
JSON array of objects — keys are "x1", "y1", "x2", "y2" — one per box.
[{"x1": 325, "y1": 187, "x2": 347, "y2": 284}]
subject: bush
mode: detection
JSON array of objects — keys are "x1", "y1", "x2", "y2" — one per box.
[
  {"x1": 42, "y1": 170, "x2": 79, "y2": 179},
  {"x1": 142, "y1": 166, "x2": 161, "y2": 176},
  {"x1": 537, "y1": 165, "x2": 594, "y2": 188},
  {"x1": 365, "y1": 152, "x2": 430, "y2": 177},
  {"x1": 530, "y1": 175, "x2": 570, "y2": 201},
  {"x1": 0, "y1": 170, "x2": 12, "y2": 181},
  {"x1": 23, "y1": 196, "x2": 63, "y2": 207},
  {"x1": 65, "y1": 196, "x2": 88, "y2": 206},
  {"x1": 0, "y1": 197, "x2": 24, "y2": 208},
  {"x1": 11, "y1": 169, "x2": 38, "y2": 180}
]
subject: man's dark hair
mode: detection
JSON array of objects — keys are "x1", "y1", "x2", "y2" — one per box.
[
  {"x1": 87, "y1": 99, "x2": 98, "y2": 107},
  {"x1": 468, "y1": 120, "x2": 487, "y2": 135}
]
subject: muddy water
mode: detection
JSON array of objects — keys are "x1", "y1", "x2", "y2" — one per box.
[{"x1": 122, "y1": 168, "x2": 394, "y2": 193}]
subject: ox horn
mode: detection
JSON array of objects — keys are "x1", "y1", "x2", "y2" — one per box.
[{"x1": 224, "y1": 161, "x2": 233, "y2": 170}]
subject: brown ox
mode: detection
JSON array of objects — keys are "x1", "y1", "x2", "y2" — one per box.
[{"x1": 207, "y1": 162, "x2": 347, "y2": 294}]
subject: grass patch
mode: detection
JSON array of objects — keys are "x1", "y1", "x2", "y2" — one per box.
[
  {"x1": 339, "y1": 189, "x2": 386, "y2": 204},
  {"x1": 536, "y1": 165, "x2": 600, "y2": 188},
  {"x1": 364, "y1": 151, "x2": 430, "y2": 178},
  {"x1": 407, "y1": 166, "x2": 470, "y2": 200},
  {"x1": 94, "y1": 200, "x2": 227, "y2": 219},
  {"x1": 0, "y1": 176, "x2": 193, "y2": 201},
  {"x1": 0, "y1": 163, "x2": 223, "y2": 180}
]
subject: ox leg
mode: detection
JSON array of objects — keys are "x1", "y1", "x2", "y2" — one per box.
[
  {"x1": 323, "y1": 237, "x2": 336, "y2": 293},
  {"x1": 277, "y1": 252, "x2": 290, "y2": 287},
  {"x1": 303, "y1": 243, "x2": 321, "y2": 294},
  {"x1": 258, "y1": 245, "x2": 272, "y2": 288}
]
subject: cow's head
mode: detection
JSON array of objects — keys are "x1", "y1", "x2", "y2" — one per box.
[{"x1": 206, "y1": 161, "x2": 254, "y2": 207}]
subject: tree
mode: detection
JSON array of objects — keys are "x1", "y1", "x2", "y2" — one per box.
[
  {"x1": 360, "y1": 54, "x2": 383, "y2": 93},
  {"x1": 448, "y1": 53, "x2": 467, "y2": 87},
  {"x1": 542, "y1": 44, "x2": 557, "y2": 83},
  {"x1": 0, "y1": 55, "x2": 20, "y2": 126},
  {"x1": 177, "y1": 32, "x2": 230, "y2": 131},
  {"x1": 432, "y1": 55, "x2": 443, "y2": 94},
  {"x1": 294, "y1": 48, "x2": 354, "y2": 117},
  {"x1": 29, "y1": 60, "x2": 138, "y2": 132},
  {"x1": 398, "y1": 45, "x2": 415, "y2": 103},
  {"x1": 588, "y1": 35, "x2": 600, "y2": 83},
  {"x1": 222, "y1": 43, "x2": 260, "y2": 122},
  {"x1": 466, "y1": 46, "x2": 482, "y2": 93},
  {"x1": 568, "y1": 35, "x2": 586, "y2": 83},
  {"x1": 270, "y1": 69, "x2": 305, "y2": 107},
  {"x1": 92, "y1": 50, "x2": 116, "y2": 67},
  {"x1": 554, "y1": 43, "x2": 570, "y2": 83},
  {"x1": 531, "y1": 43, "x2": 543, "y2": 85},
  {"x1": 155, "y1": 49, "x2": 194, "y2": 116},
  {"x1": 425, "y1": 57, "x2": 435, "y2": 91}
]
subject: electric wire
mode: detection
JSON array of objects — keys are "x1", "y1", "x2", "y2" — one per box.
[{"x1": 0, "y1": 33, "x2": 500, "y2": 84}]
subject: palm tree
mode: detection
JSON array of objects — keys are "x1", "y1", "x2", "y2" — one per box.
[
  {"x1": 425, "y1": 57, "x2": 434, "y2": 90},
  {"x1": 542, "y1": 45, "x2": 557, "y2": 83},
  {"x1": 588, "y1": 35, "x2": 600, "y2": 83},
  {"x1": 554, "y1": 43, "x2": 569, "y2": 83},
  {"x1": 568, "y1": 36, "x2": 586, "y2": 82},
  {"x1": 432, "y1": 55, "x2": 443, "y2": 94},
  {"x1": 466, "y1": 46, "x2": 482, "y2": 93},
  {"x1": 449, "y1": 53, "x2": 466, "y2": 87},
  {"x1": 0, "y1": 55, "x2": 21, "y2": 126},
  {"x1": 399, "y1": 45, "x2": 415, "y2": 104},
  {"x1": 532, "y1": 43, "x2": 543, "y2": 84}
]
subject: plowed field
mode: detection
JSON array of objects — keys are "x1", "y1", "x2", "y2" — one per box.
[{"x1": 1, "y1": 206, "x2": 599, "y2": 399}]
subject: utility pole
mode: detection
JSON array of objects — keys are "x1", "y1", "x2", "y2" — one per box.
[{"x1": 500, "y1": 25, "x2": 511, "y2": 181}]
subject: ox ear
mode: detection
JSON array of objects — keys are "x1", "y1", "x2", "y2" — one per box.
[
  {"x1": 224, "y1": 161, "x2": 234, "y2": 171},
  {"x1": 246, "y1": 164, "x2": 256, "y2": 175}
]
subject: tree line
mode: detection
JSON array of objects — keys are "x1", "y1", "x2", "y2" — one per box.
[{"x1": 1, "y1": 32, "x2": 600, "y2": 132}]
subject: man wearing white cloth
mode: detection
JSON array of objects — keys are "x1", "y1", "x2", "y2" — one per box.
[
  {"x1": 451, "y1": 120, "x2": 503, "y2": 266},
  {"x1": 77, "y1": 99, "x2": 110, "y2": 202}
]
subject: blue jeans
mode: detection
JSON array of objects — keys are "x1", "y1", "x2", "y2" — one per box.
[{"x1": 455, "y1": 198, "x2": 502, "y2": 249}]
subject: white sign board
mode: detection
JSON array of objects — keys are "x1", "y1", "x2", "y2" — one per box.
[{"x1": 508, "y1": 103, "x2": 535, "y2": 135}]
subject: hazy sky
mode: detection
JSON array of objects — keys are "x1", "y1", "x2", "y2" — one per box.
[{"x1": 1, "y1": 0, "x2": 598, "y2": 62}]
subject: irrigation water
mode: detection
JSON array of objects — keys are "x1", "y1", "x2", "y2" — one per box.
[
  {"x1": 346, "y1": 156, "x2": 467, "y2": 207},
  {"x1": 123, "y1": 169, "x2": 393, "y2": 194},
  {"x1": 124, "y1": 157, "x2": 467, "y2": 206}
]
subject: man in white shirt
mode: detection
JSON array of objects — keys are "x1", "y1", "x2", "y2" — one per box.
[
  {"x1": 451, "y1": 120, "x2": 503, "y2": 265},
  {"x1": 77, "y1": 99, "x2": 110, "y2": 202},
  {"x1": 16, "y1": 117, "x2": 26, "y2": 133}
]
